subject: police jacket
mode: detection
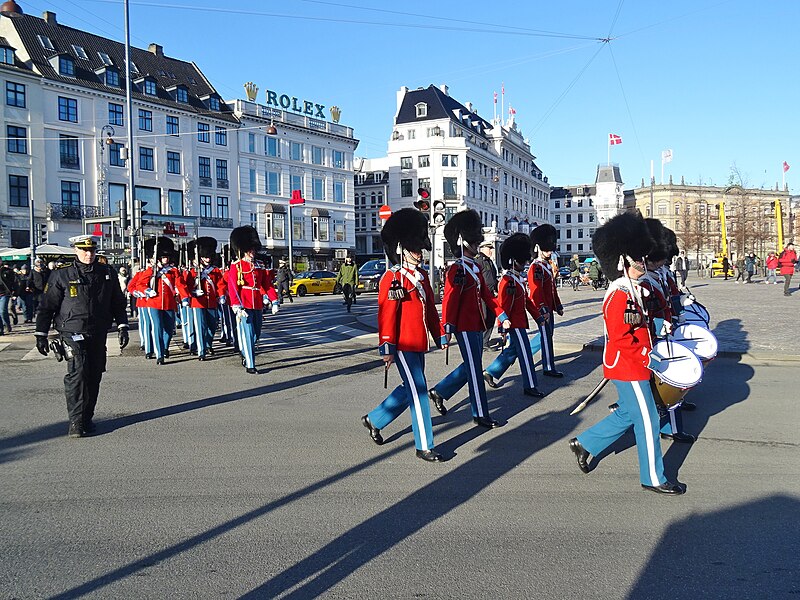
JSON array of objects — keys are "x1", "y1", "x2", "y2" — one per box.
[
  {"x1": 27, "y1": 268, "x2": 49, "y2": 294},
  {"x1": 35, "y1": 260, "x2": 128, "y2": 336}
]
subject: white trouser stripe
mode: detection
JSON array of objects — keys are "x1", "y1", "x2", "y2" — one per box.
[
  {"x1": 514, "y1": 328, "x2": 534, "y2": 387},
  {"x1": 669, "y1": 407, "x2": 678, "y2": 433},
  {"x1": 193, "y1": 308, "x2": 202, "y2": 354},
  {"x1": 631, "y1": 380, "x2": 660, "y2": 486},
  {"x1": 148, "y1": 308, "x2": 159, "y2": 356},
  {"x1": 540, "y1": 322, "x2": 552, "y2": 369},
  {"x1": 398, "y1": 351, "x2": 429, "y2": 450},
  {"x1": 460, "y1": 331, "x2": 484, "y2": 418}
]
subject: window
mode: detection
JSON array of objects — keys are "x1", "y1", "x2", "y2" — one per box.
[
  {"x1": 334, "y1": 220, "x2": 345, "y2": 242},
  {"x1": 198, "y1": 157, "x2": 211, "y2": 179},
  {"x1": 59, "y1": 135, "x2": 79, "y2": 169},
  {"x1": 175, "y1": 87, "x2": 188, "y2": 103},
  {"x1": 312, "y1": 146, "x2": 323, "y2": 165},
  {"x1": 6, "y1": 82, "x2": 25, "y2": 107},
  {"x1": 167, "y1": 151, "x2": 181, "y2": 174},
  {"x1": 105, "y1": 69, "x2": 119, "y2": 87},
  {"x1": 418, "y1": 155, "x2": 430, "y2": 168},
  {"x1": 418, "y1": 177, "x2": 430, "y2": 191},
  {"x1": 266, "y1": 171, "x2": 280, "y2": 195},
  {"x1": 208, "y1": 97, "x2": 220, "y2": 111},
  {"x1": 566, "y1": 230, "x2": 572, "y2": 239},
  {"x1": 407, "y1": 129, "x2": 416, "y2": 140},
  {"x1": 109, "y1": 142, "x2": 125, "y2": 167},
  {"x1": 293, "y1": 215, "x2": 305, "y2": 240},
  {"x1": 415, "y1": 102, "x2": 427, "y2": 118},
  {"x1": 216, "y1": 159, "x2": 228, "y2": 182},
  {"x1": 61, "y1": 181, "x2": 80, "y2": 206},
  {"x1": 167, "y1": 190, "x2": 183, "y2": 215},
  {"x1": 554, "y1": 214, "x2": 561, "y2": 224},
  {"x1": 400, "y1": 179, "x2": 413, "y2": 197},
  {"x1": 143, "y1": 79, "x2": 157, "y2": 96},
  {"x1": 98, "y1": 51, "x2": 113, "y2": 66},
  {"x1": 38, "y1": 34, "x2": 55, "y2": 50},
  {"x1": 333, "y1": 181, "x2": 344, "y2": 203},
  {"x1": 166, "y1": 115, "x2": 179, "y2": 135},
  {"x1": 58, "y1": 55, "x2": 75, "y2": 76},
  {"x1": 216, "y1": 196, "x2": 229, "y2": 219},
  {"x1": 197, "y1": 122, "x2": 210, "y2": 143},
  {"x1": 442, "y1": 155, "x2": 459, "y2": 167},
  {"x1": 215, "y1": 126, "x2": 227, "y2": 146},
  {"x1": 290, "y1": 141, "x2": 303, "y2": 161},
  {"x1": 138, "y1": 109, "x2": 152, "y2": 131},
  {"x1": 577, "y1": 213, "x2": 583, "y2": 223},
  {"x1": 249, "y1": 168, "x2": 257, "y2": 193},
  {"x1": 266, "y1": 137, "x2": 279, "y2": 157},
  {"x1": 566, "y1": 214, "x2": 572, "y2": 223},
  {"x1": 400, "y1": 156, "x2": 412, "y2": 169},
  {"x1": 312, "y1": 177, "x2": 324, "y2": 201},
  {"x1": 577, "y1": 228, "x2": 584, "y2": 238},
  {"x1": 290, "y1": 174, "x2": 303, "y2": 195},
  {"x1": 200, "y1": 195, "x2": 212, "y2": 218},
  {"x1": 332, "y1": 150, "x2": 344, "y2": 169},
  {"x1": 108, "y1": 102, "x2": 123, "y2": 126},
  {"x1": 1, "y1": 46, "x2": 15, "y2": 65},
  {"x1": 271, "y1": 213, "x2": 285, "y2": 240},
  {"x1": 443, "y1": 177, "x2": 458, "y2": 199},
  {"x1": 578, "y1": 243, "x2": 584, "y2": 251},
  {"x1": 554, "y1": 199, "x2": 560, "y2": 209},
  {"x1": 58, "y1": 97, "x2": 78, "y2": 122},
  {"x1": 9, "y1": 175, "x2": 28, "y2": 207},
  {"x1": 109, "y1": 184, "x2": 125, "y2": 215},
  {"x1": 317, "y1": 217, "x2": 330, "y2": 242},
  {"x1": 248, "y1": 133, "x2": 256, "y2": 153},
  {"x1": 7, "y1": 125, "x2": 26, "y2": 154},
  {"x1": 657, "y1": 204, "x2": 667, "y2": 216},
  {"x1": 139, "y1": 147, "x2": 154, "y2": 171}
]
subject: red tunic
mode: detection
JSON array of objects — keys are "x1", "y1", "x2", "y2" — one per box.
[
  {"x1": 182, "y1": 266, "x2": 227, "y2": 309},
  {"x1": 130, "y1": 265, "x2": 180, "y2": 311},
  {"x1": 602, "y1": 279, "x2": 652, "y2": 381},
  {"x1": 226, "y1": 260, "x2": 278, "y2": 310},
  {"x1": 639, "y1": 271, "x2": 672, "y2": 325},
  {"x1": 377, "y1": 266, "x2": 444, "y2": 355},
  {"x1": 442, "y1": 257, "x2": 507, "y2": 333},
  {"x1": 497, "y1": 270, "x2": 536, "y2": 330},
  {"x1": 527, "y1": 258, "x2": 562, "y2": 316}
]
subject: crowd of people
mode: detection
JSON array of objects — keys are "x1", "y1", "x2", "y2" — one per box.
[{"x1": 0, "y1": 257, "x2": 55, "y2": 334}]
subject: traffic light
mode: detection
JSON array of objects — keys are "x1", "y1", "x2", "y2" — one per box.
[
  {"x1": 413, "y1": 187, "x2": 431, "y2": 212},
  {"x1": 119, "y1": 200, "x2": 129, "y2": 230},
  {"x1": 431, "y1": 199, "x2": 446, "y2": 226},
  {"x1": 134, "y1": 200, "x2": 149, "y2": 229},
  {"x1": 37, "y1": 223, "x2": 48, "y2": 244}
]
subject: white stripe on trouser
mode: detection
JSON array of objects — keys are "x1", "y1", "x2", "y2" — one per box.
[
  {"x1": 669, "y1": 407, "x2": 678, "y2": 433},
  {"x1": 514, "y1": 328, "x2": 535, "y2": 388},
  {"x1": 539, "y1": 321, "x2": 554, "y2": 370},
  {"x1": 631, "y1": 380, "x2": 660, "y2": 486},
  {"x1": 237, "y1": 316, "x2": 249, "y2": 367},
  {"x1": 181, "y1": 307, "x2": 189, "y2": 343},
  {"x1": 397, "y1": 351, "x2": 429, "y2": 450},
  {"x1": 147, "y1": 308, "x2": 160, "y2": 358},
  {"x1": 192, "y1": 308, "x2": 202, "y2": 355},
  {"x1": 459, "y1": 331, "x2": 485, "y2": 419}
]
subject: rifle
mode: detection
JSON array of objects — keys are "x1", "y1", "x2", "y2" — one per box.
[
  {"x1": 149, "y1": 236, "x2": 158, "y2": 290},
  {"x1": 194, "y1": 238, "x2": 202, "y2": 295}
]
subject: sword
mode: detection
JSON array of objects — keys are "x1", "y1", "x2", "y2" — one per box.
[{"x1": 570, "y1": 378, "x2": 610, "y2": 415}]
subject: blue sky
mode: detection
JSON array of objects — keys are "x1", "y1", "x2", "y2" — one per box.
[{"x1": 26, "y1": 0, "x2": 800, "y2": 193}]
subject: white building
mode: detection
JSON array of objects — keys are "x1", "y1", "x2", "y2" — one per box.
[
  {"x1": 356, "y1": 84, "x2": 549, "y2": 266},
  {"x1": 549, "y1": 164, "x2": 625, "y2": 260},
  {"x1": 353, "y1": 156, "x2": 391, "y2": 259},
  {"x1": 0, "y1": 10, "x2": 240, "y2": 254},
  {"x1": 228, "y1": 92, "x2": 358, "y2": 270}
]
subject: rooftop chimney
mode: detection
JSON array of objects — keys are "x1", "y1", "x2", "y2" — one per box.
[
  {"x1": 42, "y1": 11, "x2": 57, "y2": 24},
  {"x1": 439, "y1": 83, "x2": 449, "y2": 95},
  {"x1": 148, "y1": 43, "x2": 163, "y2": 57},
  {"x1": 396, "y1": 86, "x2": 408, "y2": 116}
]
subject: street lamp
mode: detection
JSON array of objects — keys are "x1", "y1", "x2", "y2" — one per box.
[{"x1": 97, "y1": 125, "x2": 115, "y2": 216}]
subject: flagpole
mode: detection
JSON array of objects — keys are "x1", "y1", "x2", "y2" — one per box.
[
  {"x1": 661, "y1": 158, "x2": 665, "y2": 185},
  {"x1": 607, "y1": 136, "x2": 610, "y2": 167},
  {"x1": 493, "y1": 91, "x2": 497, "y2": 124},
  {"x1": 501, "y1": 82, "x2": 505, "y2": 125},
  {"x1": 782, "y1": 162, "x2": 785, "y2": 190}
]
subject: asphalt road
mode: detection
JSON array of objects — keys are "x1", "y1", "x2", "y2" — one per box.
[{"x1": 1, "y1": 294, "x2": 798, "y2": 599}]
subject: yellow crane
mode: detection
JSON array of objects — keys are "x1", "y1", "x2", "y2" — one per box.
[
  {"x1": 775, "y1": 199, "x2": 784, "y2": 251},
  {"x1": 711, "y1": 202, "x2": 728, "y2": 276}
]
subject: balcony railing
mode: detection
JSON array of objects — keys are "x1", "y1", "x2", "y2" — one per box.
[
  {"x1": 217, "y1": 179, "x2": 229, "y2": 189},
  {"x1": 199, "y1": 177, "x2": 213, "y2": 188},
  {"x1": 198, "y1": 216, "x2": 233, "y2": 228},
  {"x1": 47, "y1": 203, "x2": 104, "y2": 220}
]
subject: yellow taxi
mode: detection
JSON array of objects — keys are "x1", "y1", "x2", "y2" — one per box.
[{"x1": 289, "y1": 270, "x2": 341, "y2": 296}]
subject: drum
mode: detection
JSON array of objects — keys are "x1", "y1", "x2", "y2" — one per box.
[
  {"x1": 649, "y1": 339, "x2": 703, "y2": 408},
  {"x1": 681, "y1": 295, "x2": 710, "y2": 328},
  {"x1": 671, "y1": 324, "x2": 718, "y2": 363}
]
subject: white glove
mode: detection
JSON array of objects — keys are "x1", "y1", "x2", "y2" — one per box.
[
  {"x1": 193, "y1": 289, "x2": 205, "y2": 297},
  {"x1": 133, "y1": 290, "x2": 145, "y2": 299},
  {"x1": 232, "y1": 305, "x2": 244, "y2": 318},
  {"x1": 502, "y1": 319, "x2": 512, "y2": 331},
  {"x1": 181, "y1": 298, "x2": 190, "y2": 308},
  {"x1": 218, "y1": 296, "x2": 227, "y2": 305},
  {"x1": 145, "y1": 288, "x2": 157, "y2": 298},
  {"x1": 271, "y1": 302, "x2": 279, "y2": 315},
  {"x1": 659, "y1": 320, "x2": 673, "y2": 337}
]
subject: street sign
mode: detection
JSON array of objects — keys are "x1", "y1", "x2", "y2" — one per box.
[
  {"x1": 379, "y1": 205, "x2": 392, "y2": 220},
  {"x1": 290, "y1": 190, "x2": 305, "y2": 206}
]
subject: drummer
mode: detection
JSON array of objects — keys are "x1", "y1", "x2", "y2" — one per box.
[{"x1": 569, "y1": 212, "x2": 687, "y2": 495}]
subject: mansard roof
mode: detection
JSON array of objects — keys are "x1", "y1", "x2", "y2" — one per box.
[{"x1": 395, "y1": 84, "x2": 494, "y2": 140}]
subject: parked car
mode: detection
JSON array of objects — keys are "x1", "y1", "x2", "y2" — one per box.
[
  {"x1": 289, "y1": 270, "x2": 341, "y2": 296},
  {"x1": 355, "y1": 259, "x2": 387, "y2": 294}
]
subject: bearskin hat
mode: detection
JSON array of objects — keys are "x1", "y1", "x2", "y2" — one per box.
[
  {"x1": 499, "y1": 233, "x2": 532, "y2": 270},
  {"x1": 529, "y1": 224, "x2": 558, "y2": 253},
  {"x1": 381, "y1": 208, "x2": 431, "y2": 265},
  {"x1": 143, "y1": 236, "x2": 175, "y2": 259},
  {"x1": 663, "y1": 227, "x2": 679, "y2": 259},
  {"x1": 443, "y1": 209, "x2": 483, "y2": 258},
  {"x1": 592, "y1": 212, "x2": 656, "y2": 280},
  {"x1": 229, "y1": 226, "x2": 262, "y2": 256},
  {"x1": 194, "y1": 236, "x2": 218, "y2": 259},
  {"x1": 644, "y1": 218, "x2": 669, "y2": 263}
]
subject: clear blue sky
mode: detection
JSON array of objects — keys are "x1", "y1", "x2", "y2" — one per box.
[{"x1": 26, "y1": 0, "x2": 800, "y2": 193}]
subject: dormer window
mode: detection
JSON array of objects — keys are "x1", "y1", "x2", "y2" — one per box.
[
  {"x1": 208, "y1": 97, "x2": 220, "y2": 111},
  {"x1": 0, "y1": 45, "x2": 14, "y2": 65},
  {"x1": 59, "y1": 55, "x2": 75, "y2": 76},
  {"x1": 37, "y1": 34, "x2": 55, "y2": 51},
  {"x1": 129, "y1": 61, "x2": 139, "y2": 74},
  {"x1": 98, "y1": 52, "x2": 113, "y2": 66},
  {"x1": 415, "y1": 102, "x2": 428, "y2": 118},
  {"x1": 71, "y1": 45, "x2": 88, "y2": 60},
  {"x1": 105, "y1": 68, "x2": 120, "y2": 87},
  {"x1": 142, "y1": 78, "x2": 157, "y2": 96},
  {"x1": 175, "y1": 86, "x2": 188, "y2": 103}
]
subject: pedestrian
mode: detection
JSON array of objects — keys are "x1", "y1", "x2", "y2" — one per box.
[
  {"x1": 227, "y1": 226, "x2": 280, "y2": 374},
  {"x1": 180, "y1": 237, "x2": 227, "y2": 361},
  {"x1": 569, "y1": 253, "x2": 581, "y2": 291},
  {"x1": 672, "y1": 249, "x2": 690, "y2": 287},
  {"x1": 734, "y1": 254, "x2": 746, "y2": 283},
  {"x1": 765, "y1": 251, "x2": 778, "y2": 284},
  {"x1": 0, "y1": 258, "x2": 16, "y2": 334},
  {"x1": 482, "y1": 233, "x2": 545, "y2": 398},
  {"x1": 569, "y1": 212, "x2": 686, "y2": 495},
  {"x1": 744, "y1": 253, "x2": 756, "y2": 284},
  {"x1": 14, "y1": 264, "x2": 34, "y2": 323},
  {"x1": 275, "y1": 259, "x2": 294, "y2": 304},
  {"x1": 474, "y1": 241, "x2": 499, "y2": 349},
  {"x1": 427, "y1": 209, "x2": 511, "y2": 428},
  {"x1": 778, "y1": 242, "x2": 797, "y2": 296},
  {"x1": 335, "y1": 255, "x2": 359, "y2": 312},
  {"x1": 721, "y1": 255, "x2": 730, "y2": 280},
  {"x1": 33, "y1": 235, "x2": 129, "y2": 437},
  {"x1": 361, "y1": 209, "x2": 447, "y2": 462},
  {"x1": 528, "y1": 224, "x2": 564, "y2": 378},
  {"x1": 27, "y1": 258, "x2": 49, "y2": 318}
]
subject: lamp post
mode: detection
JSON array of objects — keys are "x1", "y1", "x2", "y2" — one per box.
[
  {"x1": 123, "y1": 0, "x2": 137, "y2": 267},
  {"x1": 97, "y1": 125, "x2": 115, "y2": 216}
]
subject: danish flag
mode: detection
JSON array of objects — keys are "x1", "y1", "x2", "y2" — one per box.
[
  {"x1": 609, "y1": 133, "x2": 622, "y2": 146},
  {"x1": 783, "y1": 161, "x2": 790, "y2": 173}
]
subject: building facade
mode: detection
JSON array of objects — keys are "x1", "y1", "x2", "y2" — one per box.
[{"x1": 353, "y1": 156, "x2": 390, "y2": 260}]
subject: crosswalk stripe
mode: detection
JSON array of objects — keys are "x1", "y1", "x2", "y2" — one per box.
[
  {"x1": 0, "y1": 343, "x2": 10, "y2": 352},
  {"x1": 22, "y1": 347, "x2": 48, "y2": 361}
]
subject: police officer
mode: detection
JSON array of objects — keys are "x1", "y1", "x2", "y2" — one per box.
[{"x1": 34, "y1": 235, "x2": 129, "y2": 438}]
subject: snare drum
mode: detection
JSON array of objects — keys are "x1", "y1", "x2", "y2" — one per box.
[
  {"x1": 681, "y1": 296, "x2": 710, "y2": 328},
  {"x1": 649, "y1": 339, "x2": 703, "y2": 408},
  {"x1": 671, "y1": 324, "x2": 718, "y2": 363}
]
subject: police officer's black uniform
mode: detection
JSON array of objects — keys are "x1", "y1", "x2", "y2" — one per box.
[{"x1": 34, "y1": 236, "x2": 129, "y2": 437}]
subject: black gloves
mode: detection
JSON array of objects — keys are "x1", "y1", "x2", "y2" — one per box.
[
  {"x1": 35, "y1": 335, "x2": 49, "y2": 356},
  {"x1": 118, "y1": 327, "x2": 129, "y2": 350}
]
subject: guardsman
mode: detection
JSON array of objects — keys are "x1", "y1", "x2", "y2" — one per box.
[
  {"x1": 176, "y1": 245, "x2": 193, "y2": 351},
  {"x1": 33, "y1": 235, "x2": 129, "y2": 437},
  {"x1": 227, "y1": 226, "x2": 279, "y2": 374},
  {"x1": 131, "y1": 237, "x2": 180, "y2": 364},
  {"x1": 361, "y1": 209, "x2": 447, "y2": 462},
  {"x1": 528, "y1": 224, "x2": 564, "y2": 377},
  {"x1": 482, "y1": 233, "x2": 545, "y2": 398},
  {"x1": 127, "y1": 260, "x2": 153, "y2": 356},
  {"x1": 428, "y1": 210, "x2": 511, "y2": 429},
  {"x1": 181, "y1": 237, "x2": 227, "y2": 361},
  {"x1": 568, "y1": 212, "x2": 686, "y2": 495},
  {"x1": 218, "y1": 244, "x2": 238, "y2": 349}
]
